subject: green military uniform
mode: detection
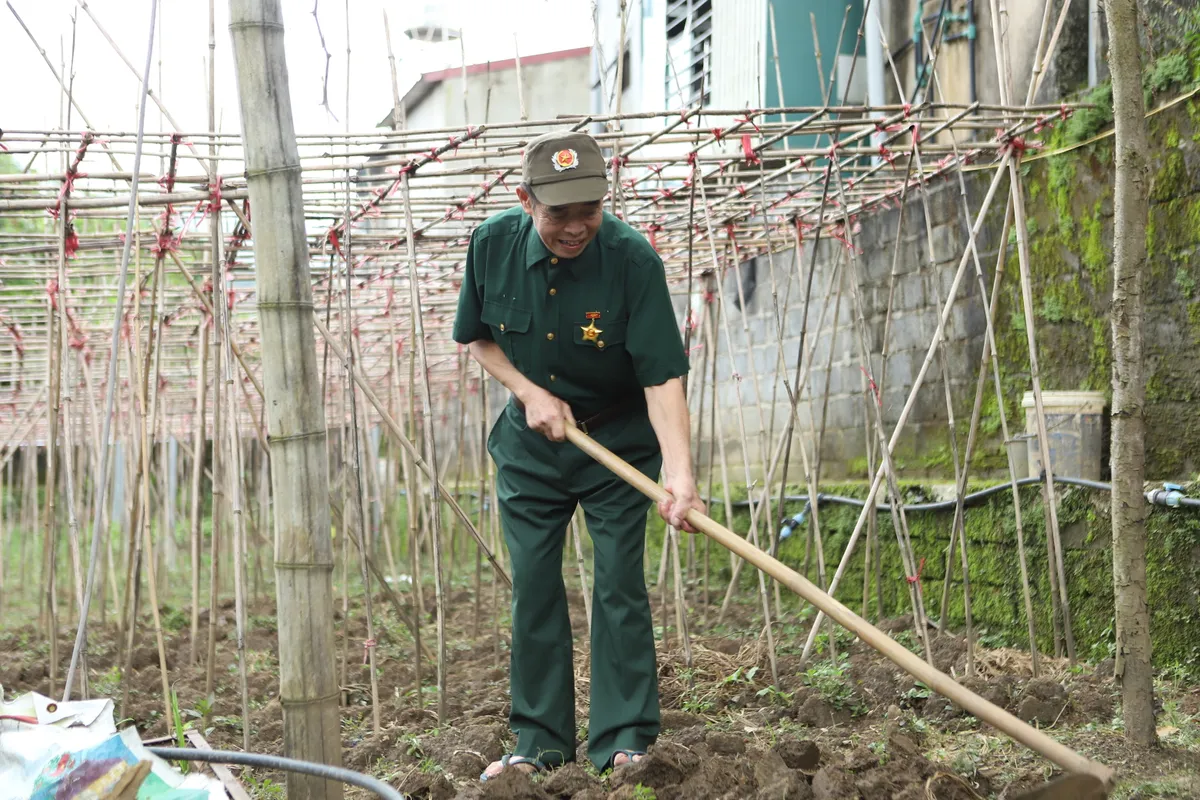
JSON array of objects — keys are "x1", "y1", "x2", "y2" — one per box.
[{"x1": 452, "y1": 168, "x2": 689, "y2": 770}]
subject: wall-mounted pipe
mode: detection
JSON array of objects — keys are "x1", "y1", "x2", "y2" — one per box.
[{"x1": 776, "y1": 475, "x2": 1200, "y2": 541}]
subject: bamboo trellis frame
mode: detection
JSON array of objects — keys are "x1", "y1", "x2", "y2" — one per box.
[{"x1": 0, "y1": 99, "x2": 1076, "y2": 444}]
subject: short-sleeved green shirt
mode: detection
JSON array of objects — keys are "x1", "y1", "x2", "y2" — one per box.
[{"x1": 452, "y1": 206, "x2": 689, "y2": 418}]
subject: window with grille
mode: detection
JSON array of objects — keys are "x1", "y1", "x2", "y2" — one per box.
[{"x1": 666, "y1": 0, "x2": 712, "y2": 108}]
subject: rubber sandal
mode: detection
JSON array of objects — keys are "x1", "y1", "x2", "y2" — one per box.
[
  {"x1": 609, "y1": 749, "x2": 646, "y2": 770},
  {"x1": 479, "y1": 753, "x2": 546, "y2": 782}
]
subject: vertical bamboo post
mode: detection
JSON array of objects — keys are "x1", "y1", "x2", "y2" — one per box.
[
  {"x1": 189, "y1": 320, "x2": 209, "y2": 666},
  {"x1": 229, "y1": 2, "x2": 343, "y2": 795},
  {"x1": 399, "y1": 171, "x2": 448, "y2": 724},
  {"x1": 62, "y1": 0, "x2": 157, "y2": 701},
  {"x1": 987, "y1": 0, "x2": 1077, "y2": 662},
  {"x1": 44, "y1": 178, "x2": 64, "y2": 700},
  {"x1": 472, "y1": 369, "x2": 487, "y2": 637},
  {"x1": 399, "y1": 352, "x2": 424, "y2": 708},
  {"x1": 205, "y1": 234, "x2": 225, "y2": 699}
]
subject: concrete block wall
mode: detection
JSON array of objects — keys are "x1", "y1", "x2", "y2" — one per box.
[{"x1": 693, "y1": 174, "x2": 1004, "y2": 480}]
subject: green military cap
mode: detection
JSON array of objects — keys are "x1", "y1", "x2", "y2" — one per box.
[{"x1": 522, "y1": 130, "x2": 609, "y2": 206}]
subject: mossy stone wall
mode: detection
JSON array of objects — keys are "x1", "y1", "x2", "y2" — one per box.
[{"x1": 986, "y1": 92, "x2": 1200, "y2": 479}]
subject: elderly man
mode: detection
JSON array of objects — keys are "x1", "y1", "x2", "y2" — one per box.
[{"x1": 452, "y1": 130, "x2": 704, "y2": 779}]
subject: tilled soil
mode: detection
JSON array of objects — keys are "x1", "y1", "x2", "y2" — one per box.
[{"x1": 3, "y1": 591, "x2": 1197, "y2": 799}]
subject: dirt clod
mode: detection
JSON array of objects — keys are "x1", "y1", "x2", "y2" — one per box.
[
  {"x1": 678, "y1": 757, "x2": 756, "y2": 800},
  {"x1": 1015, "y1": 678, "x2": 1068, "y2": 725},
  {"x1": 661, "y1": 709, "x2": 704, "y2": 730},
  {"x1": 811, "y1": 766, "x2": 860, "y2": 800},
  {"x1": 540, "y1": 763, "x2": 593, "y2": 798},
  {"x1": 476, "y1": 767, "x2": 549, "y2": 799},
  {"x1": 773, "y1": 739, "x2": 821, "y2": 771},
  {"x1": 608, "y1": 742, "x2": 699, "y2": 791},
  {"x1": 794, "y1": 696, "x2": 849, "y2": 728},
  {"x1": 841, "y1": 745, "x2": 878, "y2": 773},
  {"x1": 705, "y1": 730, "x2": 746, "y2": 755},
  {"x1": 753, "y1": 748, "x2": 812, "y2": 800},
  {"x1": 399, "y1": 770, "x2": 457, "y2": 800}
]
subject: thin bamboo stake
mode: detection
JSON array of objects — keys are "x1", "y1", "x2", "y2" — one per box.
[
  {"x1": 987, "y1": 0, "x2": 1077, "y2": 663},
  {"x1": 694, "y1": 183, "x2": 778, "y2": 685},
  {"x1": 218, "y1": 259, "x2": 252, "y2": 752},
  {"x1": 188, "y1": 320, "x2": 209, "y2": 666},
  {"x1": 399, "y1": 170, "x2": 448, "y2": 725},
  {"x1": 449, "y1": 350, "x2": 468, "y2": 577},
  {"x1": 338, "y1": 58, "x2": 382, "y2": 729},
  {"x1": 401, "y1": 351, "x2": 425, "y2": 709},
  {"x1": 44, "y1": 190, "x2": 63, "y2": 700},
  {"x1": 204, "y1": 218, "x2": 225, "y2": 700},
  {"x1": 513, "y1": 36, "x2": 527, "y2": 122},
  {"x1": 473, "y1": 368, "x2": 488, "y2": 637}
]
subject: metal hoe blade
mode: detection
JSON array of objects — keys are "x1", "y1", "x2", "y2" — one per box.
[{"x1": 1010, "y1": 774, "x2": 1109, "y2": 800}]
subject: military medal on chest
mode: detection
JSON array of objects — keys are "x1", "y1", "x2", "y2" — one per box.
[{"x1": 581, "y1": 312, "x2": 603, "y2": 345}]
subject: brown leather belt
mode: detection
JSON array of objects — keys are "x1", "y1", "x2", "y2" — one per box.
[{"x1": 512, "y1": 395, "x2": 642, "y2": 435}]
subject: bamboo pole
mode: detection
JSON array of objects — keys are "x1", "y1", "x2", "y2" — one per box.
[
  {"x1": 398, "y1": 170, "x2": 448, "y2": 725},
  {"x1": 338, "y1": 61, "x2": 382, "y2": 729},
  {"x1": 473, "y1": 370, "x2": 488, "y2": 637},
  {"x1": 204, "y1": 227, "x2": 225, "y2": 699},
  {"x1": 401, "y1": 350, "x2": 425, "y2": 708},
  {"x1": 217, "y1": 250, "x2": 253, "y2": 752},
  {"x1": 228, "y1": 2, "x2": 343, "y2": 796},
  {"x1": 987, "y1": 0, "x2": 1077, "y2": 663},
  {"x1": 61, "y1": 0, "x2": 157, "y2": 702},
  {"x1": 188, "y1": 320, "x2": 209, "y2": 666}
]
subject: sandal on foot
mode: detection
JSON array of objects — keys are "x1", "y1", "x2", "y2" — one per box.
[
  {"x1": 609, "y1": 749, "x2": 646, "y2": 769},
  {"x1": 480, "y1": 753, "x2": 546, "y2": 782}
]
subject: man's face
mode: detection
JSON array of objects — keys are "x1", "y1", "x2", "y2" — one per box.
[{"x1": 518, "y1": 186, "x2": 604, "y2": 259}]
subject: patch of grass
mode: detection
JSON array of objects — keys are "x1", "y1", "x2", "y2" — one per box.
[
  {"x1": 242, "y1": 774, "x2": 286, "y2": 799},
  {"x1": 633, "y1": 785, "x2": 658, "y2": 800},
  {"x1": 93, "y1": 665, "x2": 122, "y2": 699},
  {"x1": 1114, "y1": 779, "x2": 1191, "y2": 799},
  {"x1": 800, "y1": 653, "x2": 862, "y2": 712}
]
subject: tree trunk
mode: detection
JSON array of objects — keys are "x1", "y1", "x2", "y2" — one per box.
[
  {"x1": 1104, "y1": 0, "x2": 1155, "y2": 747},
  {"x1": 228, "y1": 2, "x2": 343, "y2": 797}
]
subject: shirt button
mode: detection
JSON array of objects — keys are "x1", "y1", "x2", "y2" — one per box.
[
  {"x1": 546, "y1": 332, "x2": 555, "y2": 341},
  {"x1": 499, "y1": 323, "x2": 506, "y2": 332},
  {"x1": 597, "y1": 340, "x2": 605, "y2": 349},
  {"x1": 548, "y1": 287, "x2": 557, "y2": 296},
  {"x1": 549, "y1": 374, "x2": 557, "y2": 382},
  {"x1": 550, "y1": 257, "x2": 559, "y2": 265}
]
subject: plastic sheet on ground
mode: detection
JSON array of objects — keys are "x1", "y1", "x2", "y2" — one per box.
[{"x1": 0, "y1": 687, "x2": 225, "y2": 800}]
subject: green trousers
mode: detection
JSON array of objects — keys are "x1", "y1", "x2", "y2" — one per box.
[{"x1": 488, "y1": 399, "x2": 662, "y2": 771}]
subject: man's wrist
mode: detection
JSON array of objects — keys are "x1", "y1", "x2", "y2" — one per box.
[
  {"x1": 664, "y1": 466, "x2": 696, "y2": 486},
  {"x1": 513, "y1": 380, "x2": 543, "y2": 407}
]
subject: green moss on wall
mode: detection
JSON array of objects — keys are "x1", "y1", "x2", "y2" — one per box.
[
  {"x1": 978, "y1": 71, "x2": 1200, "y2": 478},
  {"x1": 667, "y1": 482, "x2": 1200, "y2": 675}
]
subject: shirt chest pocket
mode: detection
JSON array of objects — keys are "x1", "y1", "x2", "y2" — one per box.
[{"x1": 481, "y1": 300, "x2": 532, "y2": 367}]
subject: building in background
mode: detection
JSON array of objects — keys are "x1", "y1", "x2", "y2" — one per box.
[
  {"x1": 386, "y1": 47, "x2": 593, "y2": 131},
  {"x1": 591, "y1": 0, "x2": 1105, "y2": 124}
]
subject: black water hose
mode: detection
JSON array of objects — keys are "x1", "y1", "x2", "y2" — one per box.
[
  {"x1": 769, "y1": 475, "x2": 1200, "y2": 540},
  {"x1": 147, "y1": 747, "x2": 405, "y2": 800},
  {"x1": 412, "y1": 476, "x2": 1200, "y2": 516}
]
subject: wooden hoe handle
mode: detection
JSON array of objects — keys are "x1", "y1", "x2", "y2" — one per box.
[{"x1": 564, "y1": 426, "x2": 1116, "y2": 788}]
